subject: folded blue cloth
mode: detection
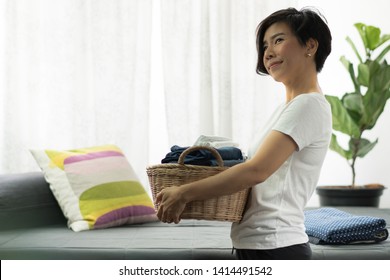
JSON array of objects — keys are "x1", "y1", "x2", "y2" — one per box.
[
  {"x1": 161, "y1": 145, "x2": 244, "y2": 166},
  {"x1": 304, "y1": 207, "x2": 389, "y2": 245}
]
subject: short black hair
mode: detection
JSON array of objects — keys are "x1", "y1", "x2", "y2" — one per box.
[{"x1": 256, "y1": 7, "x2": 332, "y2": 75}]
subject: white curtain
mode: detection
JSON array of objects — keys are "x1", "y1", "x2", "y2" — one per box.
[
  {"x1": 160, "y1": 0, "x2": 296, "y2": 151},
  {"x1": 0, "y1": 0, "x2": 153, "y2": 180},
  {"x1": 0, "y1": 0, "x2": 295, "y2": 179}
]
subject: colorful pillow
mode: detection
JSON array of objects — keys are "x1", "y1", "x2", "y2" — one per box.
[{"x1": 30, "y1": 144, "x2": 158, "y2": 232}]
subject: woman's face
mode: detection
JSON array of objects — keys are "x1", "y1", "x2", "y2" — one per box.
[{"x1": 262, "y1": 22, "x2": 308, "y2": 84}]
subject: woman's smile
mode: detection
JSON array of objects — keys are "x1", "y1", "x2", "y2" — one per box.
[{"x1": 268, "y1": 60, "x2": 283, "y2": 72}]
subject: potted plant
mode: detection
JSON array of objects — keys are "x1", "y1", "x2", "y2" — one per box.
[{"x1": 316, "y1": 22, "x2": 390, "y2": 207}]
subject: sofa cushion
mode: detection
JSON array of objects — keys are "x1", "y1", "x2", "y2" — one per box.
[
  {"x1": 1, "y1": 208, "x2": 390, "y2": 260},
  {"x1": 30, "y1": 144, "x2": 158, "y2": 232},
  {"x1": 0, "y1": 172, "x2": 66, "y2": 229},
  {"x1": 0, "y1": 220, "x2": 235, "y2": 260}
]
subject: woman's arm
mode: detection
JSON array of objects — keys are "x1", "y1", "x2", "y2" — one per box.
[{"x1": 156, "y1": 130, "x2": 297, "y2": 223}]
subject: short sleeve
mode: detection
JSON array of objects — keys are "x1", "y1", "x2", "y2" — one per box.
[{"x1": 272, "y1": 94, "x2": 332, "y2": 151}]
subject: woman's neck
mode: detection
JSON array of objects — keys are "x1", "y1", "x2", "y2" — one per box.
[{"x1": 284, "y1": 74, "x2": 322, "y2": 102}]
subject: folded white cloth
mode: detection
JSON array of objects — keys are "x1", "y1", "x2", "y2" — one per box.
[{"x1": 193, "y1": 135, "x2": 239, "y2": 148}]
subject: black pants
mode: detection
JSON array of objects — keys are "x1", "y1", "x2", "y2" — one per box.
[{"x1": 236, "y1": 242, "x2": 312, "y2": 260}]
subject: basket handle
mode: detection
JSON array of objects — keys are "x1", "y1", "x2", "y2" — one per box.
[{"x1": 178, "y1": 146, "x2": 224, "y2": 167}]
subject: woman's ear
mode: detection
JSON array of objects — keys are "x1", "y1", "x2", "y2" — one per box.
[{"x1": 306, "y1": 38, "x2": 319, "y2": 56}]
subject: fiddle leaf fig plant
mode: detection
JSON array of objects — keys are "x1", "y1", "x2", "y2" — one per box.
[{"x1": 326, "y1": 23, "x2": 390, "y2": 187}]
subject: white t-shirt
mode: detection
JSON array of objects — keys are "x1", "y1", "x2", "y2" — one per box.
[{"x1": 231, "y1": 93, "x2": 332, "y2": 250}]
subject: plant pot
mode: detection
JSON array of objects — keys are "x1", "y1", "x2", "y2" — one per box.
[{"x1": 316, "y1": 184, "x2": 385, "y2": 207}]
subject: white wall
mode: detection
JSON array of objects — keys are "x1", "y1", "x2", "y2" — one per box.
[{"x1": 295, "y1": 0, "x2": 390, "y2": 208}]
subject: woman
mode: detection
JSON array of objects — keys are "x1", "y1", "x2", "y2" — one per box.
[{"x1": 156, "y1": 7, "x2": 332, "y2": 260}]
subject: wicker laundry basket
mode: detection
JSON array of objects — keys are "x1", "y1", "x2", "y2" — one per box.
[{"x1": 146, "y1": 146, "x2": 250, "y2": 222}]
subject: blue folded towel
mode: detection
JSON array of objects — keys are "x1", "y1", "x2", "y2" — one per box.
[
  {"x1": 161, "y1": 145, "x2": 244, "y2": 166},
  {"x1": 304, "y1": 207, "x2": 388, "y2": 245}
]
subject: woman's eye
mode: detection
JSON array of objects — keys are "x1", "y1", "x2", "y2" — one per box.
[{"x1": 275, "y1": 38, "x2": 283, "y2": 44}]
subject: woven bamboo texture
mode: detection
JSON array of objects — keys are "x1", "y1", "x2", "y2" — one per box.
[{"x1": 146, "y1": 146, "x2": 249, "y2": 222}]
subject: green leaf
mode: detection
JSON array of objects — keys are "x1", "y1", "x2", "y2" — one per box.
[
  {"x1": 367, "y1": 60, "x2": 383, "y2": 90},
  {"x1": 342, "y1": 93, "x2": 364, "y2": 115},
  {"x1": 363, "y1": 90, "x2": 390, "y2": 129},
  {"x1": 330, "y1": 134, "x2": 353, "y2": 160},
  {"x1": 340, "y1": 56, "x2": 360, "y2": 93},
  {"x1": 375, "y1": 44, "x2": 390, "y2": 62},
  {"x1": 354, "y1": 23, "x2": 381, "y2": 51},
  {"x1": 361, "y1": 62, "x2": 390, "y2": 129},
  {"x1": 365, "y1": 25, "x2": 381, "y2": 50},
  {"x1": 326, "y1": 95, "x2": 361, "y2": 138},
  {"x1": 356, "y1": 138, "x2": 378, "y2": 158},
  {"x1": 346, "y1": 36, "x2": 363, "y2": 63},
  {"x1": 357, "y1": 63, "x2": 369, "y2": 86},
  {"x1": 354, "y1": 23, "x2": 368, "y2": 50},
  {"x1": 340, "y1": 55, "x2": 350, "y2": 70},
  {"x1": 378, "y1": 34, "x2": 390, "y2": 48}
]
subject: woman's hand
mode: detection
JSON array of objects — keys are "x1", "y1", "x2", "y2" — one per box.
[{"x1": 156, "y1": 186, "x2": 187, "y2": 224}]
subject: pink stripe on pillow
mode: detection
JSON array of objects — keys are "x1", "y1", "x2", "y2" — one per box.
[
  {"x1": 64, "y1": 151, "x2": 123, "y2": 165},
  {"x1": 94, "y1": 206, "x2": 156, "y2": 228},
  {"x1": 64, "y1": 156, "x2": 134, "y2": 177}
]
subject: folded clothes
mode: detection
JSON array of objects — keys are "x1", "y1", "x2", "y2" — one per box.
[
  {"x1": 161, "y1": 145, "x2": 244, "y2": 166},
  {"x1": 193, "y1": 135, "x2": 239, "y2": 148},
  {"x1": 304, "y1": 207, "x2": 389, "y2": 245}
]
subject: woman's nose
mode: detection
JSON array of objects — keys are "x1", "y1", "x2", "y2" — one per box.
[{"x1": 264, "y1": 46, "x2": 274, "y2": 60}]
